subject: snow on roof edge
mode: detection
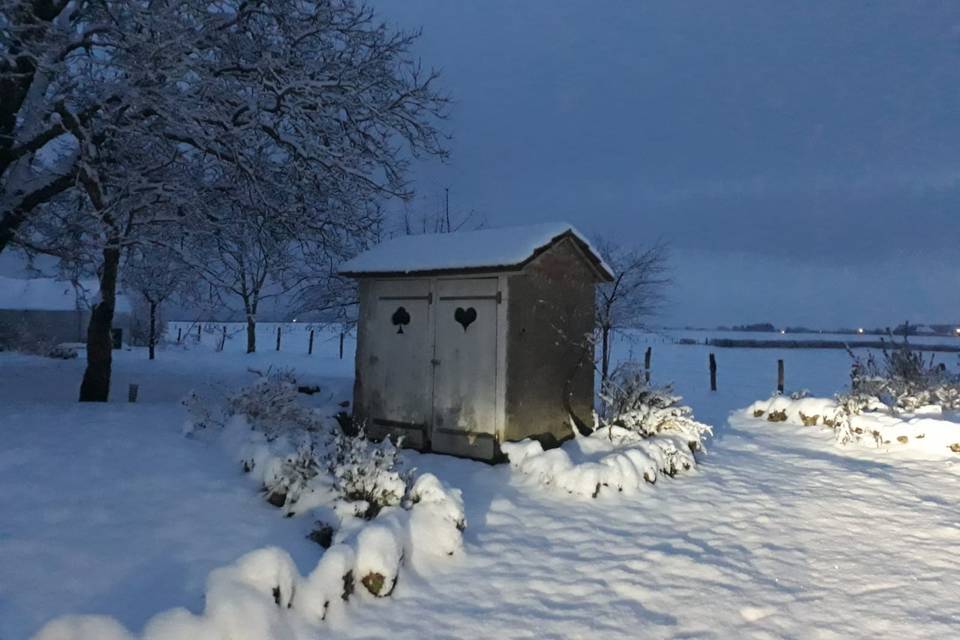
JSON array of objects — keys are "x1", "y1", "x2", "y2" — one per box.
[{"x1": 340, "y1": 222, "x2": 613, "y2": 280}]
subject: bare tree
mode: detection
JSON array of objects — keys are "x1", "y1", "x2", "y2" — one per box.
[
  {"x1": 7, "y1": 0, "x2": 449, "y2": 400},
  {"x1": 123, "y1": 244, "x2": 184, "y2": 360},
  {"x1": 183, "y1": 201, "x2": 306, "y2": 354},
  {"x1": 595, "y1": 239, "x2": 671, "y2": 383},
  {"x1": 400, "y1": 188, "x2": 485, "y2": 235}
]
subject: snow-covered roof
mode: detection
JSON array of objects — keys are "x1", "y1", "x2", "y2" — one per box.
[
  {"x1": 339, "y1": 222, "x2": 613, "y2": 280},
  {"x1": 0, "y1": 277, "x2": 133, "y2": 313}
]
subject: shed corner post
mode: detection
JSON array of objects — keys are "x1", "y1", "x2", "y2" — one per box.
[{"x1": 494, "y1": 273, "x2": 510, "y2": 448}]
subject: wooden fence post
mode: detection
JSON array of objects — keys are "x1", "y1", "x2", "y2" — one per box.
[
  {"x1": 644, "y1": 346, "x2": 652, "y2": 383},
  {"x1": 176, "y1": 327, "x2": 182, "y2": 343},
  {"x1": 197, "y1": 324, "x2": 202, "y2": 341},
  {"x1": 276, "y1": 326, "x2": 281, "y2": 351},
  {"x1": 709, "y1": 353, "x2": 717, "y2": 391},
  {"x1": 128, "y1": 383, "x2": 139, "y2": 403},
  {"x1": 777, "y1": 359, "x2": 785, "y2": 394},
  {"x1": 218, "y1": 325, "x2": 227, "y2": 352},
  {"x1": 339, "y1": 332, "x2": 345, "y2": 359},
  {"x1": 308, "y1": 329, "x2": 315, "y2": 355}
]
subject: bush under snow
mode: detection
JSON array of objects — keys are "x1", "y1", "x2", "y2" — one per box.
[
  {"x1": 745, "y1": 394, "x2": 960, "y2": 457},
  {"x1": 186, "y1": 373, "x2": 413, "y2": 520},
  {"x1": 743, "y1": 338, "x2": 960, "y2": 457},
  {"x1": 327, "y1": 425, "x2": 411, "y2": 519},
  {"x1": 599, "y1": 362, "x2": 712, "y2": 451},
  {"x1": 503, "y1": 427, "x2": 703, "y2": 498},
  {"x1": 504, "y1": 367, "x2": 712, "y2": 498},
  {"x1": 34, "y1": 370, "x2": 470, "y2": 638},
  {"x1": 33, "y1": 473, "x2": 467, "y2": 640},
  {"x1": 847, "y1": 335, "x2": 960, "y2": 413}
]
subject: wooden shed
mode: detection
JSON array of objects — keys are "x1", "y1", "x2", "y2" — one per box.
[{"x1": 339, "y1": 223, "x2": 613, "y2": 461}]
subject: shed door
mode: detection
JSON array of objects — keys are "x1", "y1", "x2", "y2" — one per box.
[
  {"x1": 431, "y1": 278, "x2": 499, "y2": 458},
  {"x1": 366, "y1": 279, "x2": 433, "y2": 448}
]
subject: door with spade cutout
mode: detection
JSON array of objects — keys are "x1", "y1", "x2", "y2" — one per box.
[{"x1": 431, "y1": 277, "x2": 499, "y2": 457}]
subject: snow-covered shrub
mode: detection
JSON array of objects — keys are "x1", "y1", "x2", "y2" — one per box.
[
  {"x1": 829, "y1": 392, "x2": 888, "y2": 446},
  {"x1": 225, "y1": 369, "x2": 327, "y2": 441},
  {"x1": 743, "y1": 392, "x2": 960, "y2": 456},
  {"x1": 46, "y1": 344, "x2": 78, "y2": 359},
  {"x1": 353, "y1": 523, "x2": 404, "y2": 597},
  {"x1": 848, "y1": 336, "x2": 960, "y2": 412},
  {"x1": 328, "y1": 426, "x2": 411, "y2": 519},
  {"x1": 37, "y1": 472, "x2": 467, "y2": 636},
  {"x1": 0, "y1": 318, "x2": 57, "y2": 355},
  {"x1": 502, "y1": 426, "x2": 703, "y2": 498},
  {"x1": 262, "y1": 443, "x2": 324, "y2": 508},
  {"x1": 296, "y1": 544, "x2": 356, "y2": 622},
  {"x1": 181, "y1": 390, "x2": 221, "y2": 434},
  {"x1": 404, "y1": 474, "x2": 467, "y2": 562},
  {"x1": 207, "y1": 546, "x2": 300, "y2": 609},
  {"x1": 599, "y1": 361, "x2": 712, "y2": 452}
]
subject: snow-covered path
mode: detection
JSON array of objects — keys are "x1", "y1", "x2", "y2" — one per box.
[{"x1": 330, "y1": 421, "x2": 960, "y2": 639}]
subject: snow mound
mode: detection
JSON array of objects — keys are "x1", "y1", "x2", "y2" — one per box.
[
  {"x1": 33, "y1": 472, "x2": 466, "y2": 639},
  {"x1": 743, "y1": 395, "x2": 960, "y2": 457},
  {"x1": 207, "y1": 546, "x2": 300, "y2": 609},
  {"x1": 406, "y1": 474, "x2": 467, "y2": 563},
  {"x1": 353, "y1": 523, "x2": 404, "y2": 597},
  {"x1": 502, "y1": 427, "x2": 702, "y2": 498},
  {"x1": 296, "y1": 544, "x2": 356, "y2": 623}
]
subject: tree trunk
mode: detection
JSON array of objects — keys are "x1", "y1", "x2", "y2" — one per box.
[
  {"x1": 79, "y1": 244, "x2": 120, "y2": 402},
  {"x1": 148, "y1": 300, "x2": 157, "y2": 360},
  {"x1": 246, "y1": 314, "x2": 256, "y2": 353},
  {"x1": 601, "y1": 326, "x2": 611, "y2": 384}
]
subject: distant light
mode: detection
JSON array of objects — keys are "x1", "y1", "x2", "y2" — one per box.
[
  {"x1": 292, "y1": 318, "x2": 298, "y2": 323},
  {"x1": 780, "y1": 329, "x2": 786, "y2": 335},
  {"x1": 858, "y1": 328, "x2": 864, "y2": 334},
  {"x1": 955, "y1": 327, "x2": 960, "y2": 336}
]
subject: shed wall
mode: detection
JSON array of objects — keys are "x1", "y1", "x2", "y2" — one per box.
[{"x1": 504, "y1": 238, "x2": 597, "y2": 447}]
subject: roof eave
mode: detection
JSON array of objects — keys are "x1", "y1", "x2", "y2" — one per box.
[
  {"x1": 339, "y1": 264, "x2": 522, "y2": 279},
  {"x1": 339, "y1": 228, "x2": 615, "y2": 282}
]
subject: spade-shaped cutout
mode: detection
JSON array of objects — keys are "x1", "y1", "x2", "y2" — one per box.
[
  {"x1": 454, "y1": 307, "x2": 477, "y2": 331},
  {"x1": 391, "y1": 306, "x2": 411, "y2": 334}
]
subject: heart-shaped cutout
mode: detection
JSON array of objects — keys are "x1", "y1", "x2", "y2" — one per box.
[{"x1": 454, "y1": 307, "x2": 477, "y2": 331}]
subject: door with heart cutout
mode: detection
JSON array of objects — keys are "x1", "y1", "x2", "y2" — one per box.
[{"x1": 431, "y1": 277, "x2": 499, "y2": 457}]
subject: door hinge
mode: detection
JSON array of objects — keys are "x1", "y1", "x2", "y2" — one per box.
[
  {"x1": 496, "y1": 290, "x2": 502, "y2": 304},
  {"x1": 428, "y1": 292, "x2": 433, "y2": 304},
  {"x1": 430, "y1": 358, "x2": 441, "y2": 366}
]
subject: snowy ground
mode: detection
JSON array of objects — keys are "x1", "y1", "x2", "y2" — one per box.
[{"x1": 2, "y1": 328, "x2": 960, "y2": 638}]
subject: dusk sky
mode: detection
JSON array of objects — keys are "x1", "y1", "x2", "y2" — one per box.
[{"x1": 372, "y1": 1, "x2": 960, "y2": 329}]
